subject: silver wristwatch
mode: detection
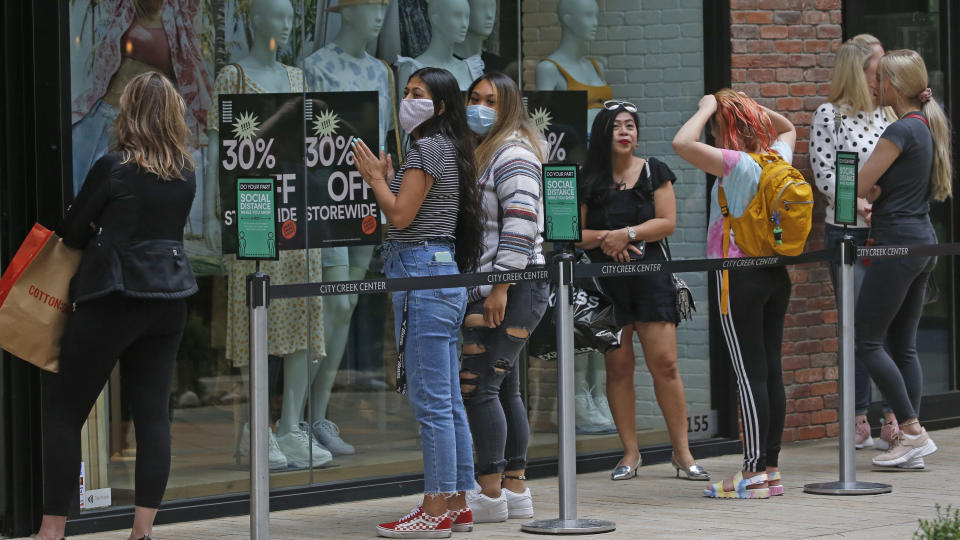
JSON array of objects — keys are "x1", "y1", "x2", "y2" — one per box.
[{"x1": 626, "y1": 226, "x2": 637, "y2": 241}]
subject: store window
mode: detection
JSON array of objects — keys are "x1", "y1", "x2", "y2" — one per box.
[
  {"x1": 66, "y1": 0, "x2": 712, "y2": 513},
  {"x1": 67, "y1": 0, "x2": 526, "y2": 511},
  {"x1": 520, "y1": 1, "x2": 713, "y2": 456}
]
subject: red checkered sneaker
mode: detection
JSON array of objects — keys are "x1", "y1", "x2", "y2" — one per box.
[
  {"x1": 376, "y1": 505, "x2": 453, "y2": 538},
  {"x1": 447, "y1": 506, "x2": 474, "y2": 532}
]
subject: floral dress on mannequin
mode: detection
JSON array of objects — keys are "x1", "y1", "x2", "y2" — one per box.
[{"x1": 207, "y1": 65, "x2": 326, "y2": 367}]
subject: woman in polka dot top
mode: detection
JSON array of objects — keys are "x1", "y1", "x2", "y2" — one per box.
[{"x1": 810, "y1": 34, "x2": 898, "y2": 452}]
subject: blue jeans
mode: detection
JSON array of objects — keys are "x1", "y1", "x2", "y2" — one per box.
[
  {"x1": 824, "y1": 224, "x2": 878, "y2": 416},
  {"x1": 383, "y1": 240, "x2": 474, "y2": 493},
  {"x1": 72, "y1": 99, "x2": 119, "y2": 195}
]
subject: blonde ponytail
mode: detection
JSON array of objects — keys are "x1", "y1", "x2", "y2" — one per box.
[
  {"x1": 880, "y1": 50, "x2": 953, "y2": 202},
  {"x1": 923, "y1": 97, "x2": 953, "y2": 201}
]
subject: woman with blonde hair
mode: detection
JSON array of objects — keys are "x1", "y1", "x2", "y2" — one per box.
[
  {"x1": 459, "y1": 72, "x2": 549, "y2": 524},
  {"x1": 855, "y1": 49, "x2": 951, "y2": 469},
  {"x1": 810, "y1": 34, "x2": 904, "y2": 455},
  {"x1": 674, "y1": 89, "x2": 797, "y2": 498},
  {"x1": 36, "y1": 72, "x2": 197, "y2": 540}
]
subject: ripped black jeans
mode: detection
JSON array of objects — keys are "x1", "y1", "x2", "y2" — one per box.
[{"x1": 461, "y1": 280, "x2": 549, "y2": 476}]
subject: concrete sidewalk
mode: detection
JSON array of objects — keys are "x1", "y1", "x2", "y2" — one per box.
[{"x1": 40, "y1": 427, "x2": 960, "y2": 539}]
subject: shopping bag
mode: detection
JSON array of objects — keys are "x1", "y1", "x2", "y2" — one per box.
[
  {"x1": 529, "y1": 252, "x2": 622, "y2": 357},
  {"x1": 0, "y1": 223, "x2": 83, "y2": 372}
]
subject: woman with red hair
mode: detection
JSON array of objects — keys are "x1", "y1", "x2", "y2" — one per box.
[{"x1": 673, "y1": 90, "x2": 797, "y2": 499}]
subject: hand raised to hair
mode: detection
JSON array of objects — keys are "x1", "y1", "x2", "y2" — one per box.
[{"x1": 698, "y1": 94, "x2": 718, "y2": 113}]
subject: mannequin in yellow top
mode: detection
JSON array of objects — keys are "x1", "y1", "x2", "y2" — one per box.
[{"x1": 535, "y1": 0, "x2": 612, "y2": 132}]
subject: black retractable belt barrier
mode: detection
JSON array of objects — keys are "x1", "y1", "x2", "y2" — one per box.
[
  {"x1": 270, "y1": 267, "x2": 555, "y2": 298},
  {"x1": 245, "y1": 242, "x2": 960, "y2": 537}
]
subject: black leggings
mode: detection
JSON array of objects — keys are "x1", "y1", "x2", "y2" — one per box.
[
  {"x1": 42, "y1": 294, "x2": 187, "y2": 515},
  {"x1": 855, "y1": 219, "x2": 937, "y2": 422},
  {"x1": 715, "y1": 267, "x2": 791, "y2": 472}
]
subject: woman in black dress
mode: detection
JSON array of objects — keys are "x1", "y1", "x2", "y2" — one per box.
[{"x1": 576, "y1": 101, "x2": 709, "y2": 482}]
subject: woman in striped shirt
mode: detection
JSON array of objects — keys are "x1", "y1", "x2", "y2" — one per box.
[
  {"x1": 353, "y1": 67, "x2": 483, "y2": 538},
  {"x1": 459, "y1": 72, "x2": 549, "y2": 523}
]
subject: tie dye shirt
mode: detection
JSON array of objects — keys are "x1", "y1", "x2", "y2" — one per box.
[{"x1": 707, "y1": 139, "x2": 793, "y2": 259}]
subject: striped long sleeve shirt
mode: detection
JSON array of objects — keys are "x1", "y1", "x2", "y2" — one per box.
[{"x1": 470, "y1": 137, "x2": 546, "y2": 302}]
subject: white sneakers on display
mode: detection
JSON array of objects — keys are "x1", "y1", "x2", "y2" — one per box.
[
  {"x1": 238, "y1": 423, "x2": 287, "y2": 470},
  {"x1": 276, "y1": 426, "x2": 333, "y2": 467},
  {"x1": 575, "y1": 381, "x2": 617, "y2": 434},
  {"x1": 591, "y1": 390, "x2": 617, "y2": 426},
  {"x1": 312, "y1": 418, "x2": 356, "y2": 455}
]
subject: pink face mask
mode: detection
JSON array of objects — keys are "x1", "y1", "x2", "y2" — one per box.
[{"x1": 399, "y1": 98, "x2": 435, "y2": 134}]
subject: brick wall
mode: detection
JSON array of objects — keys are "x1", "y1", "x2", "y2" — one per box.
[
  {"x1": 522, "y1": 0, "x2": 710, "y2": 433},
  {"x1": 729, "y1": 0, "x2": 842, "y2": 442}
]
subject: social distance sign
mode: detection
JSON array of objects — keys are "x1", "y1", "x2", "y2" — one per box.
[{"x1": 218, "y1": 92, "x2": 380, "y2": 252}]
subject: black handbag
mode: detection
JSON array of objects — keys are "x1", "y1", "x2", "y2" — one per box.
[{"x1": 659, "y1": 239, "x2": 696, "y2": 321}]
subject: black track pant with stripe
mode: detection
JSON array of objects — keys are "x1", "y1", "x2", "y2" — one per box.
[{"x1": 715, "y1": 267, "x2": 791, "y2": 472}]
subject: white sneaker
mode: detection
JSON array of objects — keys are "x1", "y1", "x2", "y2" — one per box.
[
  {"x1": 312, "y1": 419, "x2": 356, "y2": 455},
  {"x1": 575, "y1": 384, "x2": 616, "y2": 434},
  {"x1": 897, "y1": 455, "x2": 925, "y2": 470},
  {"x1": 503, "y1": 487, "x2": 534, "y2": 519},
  {"x1": 592, "y1": 390, "x2": 616, "y2": 426},
  {"x1": 872, "y1": 428, "x2": 937, "y2": 467},
  {"x1": 276, "y1": 427, "x2": 333, "y2": 467},
  {"x1": 238, "y1": 424, "x2": 287, "y2": 470},
  {"x1": 465, "y1": 490, "x2": 508, "y2": 523}
]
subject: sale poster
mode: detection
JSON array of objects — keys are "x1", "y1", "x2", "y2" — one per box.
[{"x1": 217, "y1": 92, "x2": 380, "y2": 252}]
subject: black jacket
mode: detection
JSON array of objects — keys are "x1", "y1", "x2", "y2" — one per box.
[{"x1": 57, "y1": 153, "x2": 198, "y2": 304}]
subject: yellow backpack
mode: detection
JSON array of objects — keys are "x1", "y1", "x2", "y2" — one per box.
[{"x1": 716, "y1": 151, "x2": 813, "y2": 314}]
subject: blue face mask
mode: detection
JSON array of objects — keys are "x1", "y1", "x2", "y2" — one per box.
[{"x1": 466, "y1": 104, "x2": 497, "y2": 135}]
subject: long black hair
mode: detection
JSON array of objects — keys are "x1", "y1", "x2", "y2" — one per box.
[
  {"x1": 580, "y1": 105, "x2": 641, "y2": 207},
  {"x1": 409, "y1": 67, "x2": 483, "y2": 272}
]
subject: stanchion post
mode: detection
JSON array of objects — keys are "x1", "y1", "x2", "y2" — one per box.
[
  {"x1": 522, "y1": 252, "x2": 615, "y2": 534},
  {"x1": 804, "y1": 237, "x2": 890, "y2": 496},
  {"x1": 247, "y1": 272, "x2": 271, "y2": 538}
]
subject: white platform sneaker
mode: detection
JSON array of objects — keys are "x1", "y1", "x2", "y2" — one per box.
[
  {"x1": 276, "y1": 426, "x2": 333, "y2": 468},
  {"x1": 465, "y1": 490, "x2": 508, "y2": 523},
  {"x1": 238, "y1": 423, "x2": 287, "y2": 470}
]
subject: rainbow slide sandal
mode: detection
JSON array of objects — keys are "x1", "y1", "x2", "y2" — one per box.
[{"x1": 703, "y1": 471, "x2": 769, "y2": 499}]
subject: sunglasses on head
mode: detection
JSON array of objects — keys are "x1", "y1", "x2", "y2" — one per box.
[{"x1": 604, "y1": 100, "x2": 637, "y2": 113}]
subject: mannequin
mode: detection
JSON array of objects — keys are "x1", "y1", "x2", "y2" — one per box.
[
  {"x1": 207, "y1": 0, "x2": 330, "y2": 469},
  {"x1": 396, "y1": 0, "x2": 483, "y2": 91},
  {"x1": 302, "y1": 0, "x2": 393, "y2": 456},
  {"x1": 452, "y1": 0, "x2": 493, "y2": 60},
  {"x1": 574, "y1": 351, "x2": 616, "y2": 434},
  {"x1": 535, "y1": 0, "x2": 611, "y2": 131},
  {"x1": 72, "y1": 0, "x2": 212, "y2": 195},
  {"x1": 452, "y1": 0, "x2": 512, "y2": 77}
]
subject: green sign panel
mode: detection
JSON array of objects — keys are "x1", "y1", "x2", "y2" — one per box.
[
  {"x1": 236, "y1": 177, "x2": 279, "y2": 260},
  {"x1": 834, "y1": 151, "x2": 859, "y2": 225},
  {"x1": 542, "y1": 164, "x2": 581, "y2": 242}
]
